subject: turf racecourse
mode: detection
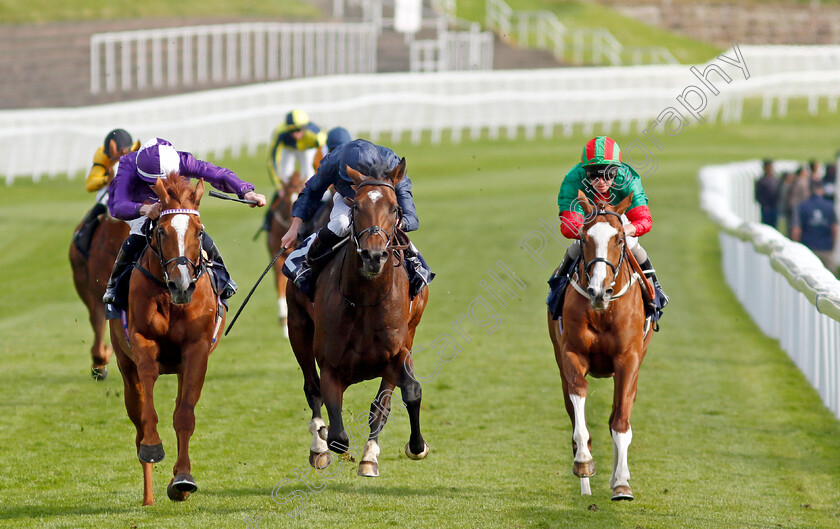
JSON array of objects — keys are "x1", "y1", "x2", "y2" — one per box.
[{"x1": 2, "y1": 102, "x2": 840, "y2": 528}]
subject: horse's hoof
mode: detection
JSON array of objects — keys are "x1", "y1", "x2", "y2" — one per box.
[
  {"x1": 91, "y1": 366, "x2": 108, "y2": 381},
  {"x1": 573, "y1": 460, "x2": 595, "y2": 478},
  {"x1": 137, "y1": 443, "x2": 165, "y2": 464},
  {"x1": 309, "y1": 450, "x2": 331, "y2": 469},
  {"x1": 611, "y1": 485, "x2": 634, "y2": 501},
  {"x1": 167, "y1": 473, "x2": 197, "y2": 501},
  {"x1": 405, "y1": 442, "x2": 430, "y2": 460},
  {"x1": 357, "y1": 460, "x2": 379, "y2": 477}
]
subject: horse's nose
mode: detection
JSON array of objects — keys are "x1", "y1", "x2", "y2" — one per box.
[
  {"x1": 361, "y1": 249, "x2": 388, "y2": 265},
  {"x1": 605, "y1": 287, "x2": 614, "y2": 298},
  {"x1": 587, "y1": 286, "x2": 598, "y2": 298}
]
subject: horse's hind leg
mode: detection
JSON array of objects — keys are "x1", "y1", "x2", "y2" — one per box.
[
  {"x1": 608, "y1": 354, "x2": 642, "y2": 501},
  {"x1": 89, "y1": 299, "x2": 112, "y2": 380},
  {"x1": 357, "y1": 380, "x2": 396, "y2": 477},
  {"x1": 168, "y1": 348, "x2": 209, "y2": 502}
]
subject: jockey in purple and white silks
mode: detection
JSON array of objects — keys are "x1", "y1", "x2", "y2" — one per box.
[
  {"x1": 280, "y1": 138, "x2": 433, "y2": 300},
  {"x1": 102, "y1": 137, "x2": 266, "y2": 307}
]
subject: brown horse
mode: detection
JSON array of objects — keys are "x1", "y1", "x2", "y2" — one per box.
[
  {"x1": 70, "y1": 209, "x2": 128, "y2": 380},
  {"x1": 286, "y1": 159, "x2": 429, "y2": 477},
  {"x1": 109, "y1": 175, "x2": 225, "y2": 505},
  {"x1": 548, "y1": 193, "x2": 653, "y2": 501},
  {"x1": 267, "y1": 171, "x2": 330, "y2": 337}
]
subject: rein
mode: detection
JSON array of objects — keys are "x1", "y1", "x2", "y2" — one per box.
[{"x1": 339, "y1": 179, "x2": 408, "y2": 308}]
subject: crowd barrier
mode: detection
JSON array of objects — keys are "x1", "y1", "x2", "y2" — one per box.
[{"x1": 700, "y1": 161, "x2": 840, "y2": 419}]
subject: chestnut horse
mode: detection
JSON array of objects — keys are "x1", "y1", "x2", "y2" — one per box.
[
  {"x1": 267, "y1": 171, "x2": 330, "y2": 337},
  {"x1": 109, "y1": 175, "x2": 225, "y2": 505},
  {"x1": 286, "y1": 159, "x2": 430, "y2": 477},
  {"x1": 548, "y1": 193, "x2": 652, "y2": 501},
  {"x1": 69, "y1": 209, "x2": 128, "y2": 380}
]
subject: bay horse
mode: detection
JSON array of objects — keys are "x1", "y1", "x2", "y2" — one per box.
[
  {"x1": 109, "y1": 174, "x2": 225, "y2": 505},
  {"x1": 69, "y1": 208, "x2": 128, "y2": 380},
  {"x1": 267, "y1": 171, "x2": 330, "y2": 337},
  {"x1": 547, "y1": 192, "x2": 653, "y2": 501},
  {"x1": 285, "y1": 159, "x2": 430, "y2": 477}
]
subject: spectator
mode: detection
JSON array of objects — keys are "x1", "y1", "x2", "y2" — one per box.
[
  {"x1": 792, "y1": 180, "x2": 837, "y2": 273},
  {"x1": 778, "y1": 170, "x2": 796, "y2": 235},
  {"x1": 787, "y1": 165, "x2": 812, "y2": 235},
  {"x1": 754, "y1": 158, "x2": 779, "y2": 227},
  {"x1": 823, "y1": 163, "x2": 836, "y2": 201}
]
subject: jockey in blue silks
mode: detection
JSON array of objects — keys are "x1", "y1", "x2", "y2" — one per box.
[{"x1": 280, "y1": 138, "x2": 433, "y2": 299}]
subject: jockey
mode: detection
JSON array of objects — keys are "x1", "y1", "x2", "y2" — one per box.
[
  {"x1": 280, "y1": 138, "x2": 434, "y2": 299},
  {"x1": 262, "y1": 109, "x2": 328, "y2": 232},
  {"x1": 73, "y1": 129, "x2": 140, "y2": 257},
  {"x1": 102, "y1": 138, "x2": 266, "y2": 306},
  {"x1": 552, "y1": 136, "x2": 668, "y2": 312}
]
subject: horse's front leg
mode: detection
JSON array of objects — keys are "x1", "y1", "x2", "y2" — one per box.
[
  {"x1": 89, "y1": 297, "x2": 112, "y2": 380},
  {"x1": 357, "y1": 379, "x2": 396, "y2": 477},
  {"x1": 167, "y1": 344, "x2": 210, "y2": 502},
  {"x1": 559, "y1": 347, "x2": 593, "y2": 495},
  {"x1": 608, "y1": 351, "x2": 642, "y2": 501},
  {"x1": 320, "y1": 367, "x2": 351, "y2": 456},
  {"x1": 275, "y1": 256, "x2": 290, "y2": 338},
  {"x1": 131, "y1": 337, "x2": 165, "y2": 466},
  {"x1": 398, "y1": 351, "x2": 429, "y2": 460}
]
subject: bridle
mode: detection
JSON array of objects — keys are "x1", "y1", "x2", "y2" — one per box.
[
  {"x1": 570, "y1": 207, "x2": 639, "y2": 301},
  {"x1": 147, "y1": 208, "x2": 206, "y2": 289},
  {"x1": 340, "y1": 179, "x2": 409, "y2": 308},
  {"x1": 349, "y1": 179, "x2": 405, "y2": 256}
]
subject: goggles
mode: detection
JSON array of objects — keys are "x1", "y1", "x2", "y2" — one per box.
[{"x1": 585, "y1": 165, "x2": 619, "y2": 182}]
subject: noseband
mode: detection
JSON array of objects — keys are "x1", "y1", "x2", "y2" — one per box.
[{"x1": 148, "y1": 208, "x2": 205, "y2": 288}]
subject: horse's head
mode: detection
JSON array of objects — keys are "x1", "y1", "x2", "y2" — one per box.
[
  {"x1": 150, "y1": 174, "x2": 205, "y2": 304},
  {"x1": 345, "y1": 158, "x2": 406, "y2": 278},
  {"x1": 578, "y1": 191, "x2": 632, "y2": 311}
]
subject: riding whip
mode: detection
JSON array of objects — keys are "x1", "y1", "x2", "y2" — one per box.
[
  {"x1": 209, "y1": 190, "x2": 258, "y2": 205},
  {"x1": 224, "y1": 245, "x2": 286, "y2": 336}
]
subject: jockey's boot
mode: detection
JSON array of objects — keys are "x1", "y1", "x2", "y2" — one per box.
[
  {"x1": 294, "y1": 227, "x2": 342, "y2": 299},
  {"x1": 73, "y1": 203, "x2": 108, "y2": 257},
  {"x1": 404, "y1": 245, "x2": 435, "y2": 299},
  {"x1": 639, "y1": 258, "x2": 669, "y2": 310},
  {"x1": 202, "y1": 234, "x2": 237, "y2": 299},
  {"x1": 102, "y1": 234, "x2": 145, "y2": 305},
  {"x1": 547, "y1": 244, "x2": 579, "y2": 319}
]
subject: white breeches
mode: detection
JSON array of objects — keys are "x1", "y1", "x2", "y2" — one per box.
[
  {"x1": 281, "y1": 146, "x2": 316, "y2": 184},
  {"x1": 327, "y1": 192, "x2": 352, "y2": 237}
]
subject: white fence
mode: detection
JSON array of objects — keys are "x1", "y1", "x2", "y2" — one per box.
[
  {"x1": 485, "y1": 0, "x2": 677, "y2": 65},
  {"x1": 410, "y1": 24, "x2": 494, "y2": 72},
  {"x1": 5, "y1": 60, "x2": 840, "y2": 183},
  {"x1": 700, "y1": 162, "x2": 840, "y2": 419},
  {"x1": 90, "y1": 23, "x2": 379, "y2": 94}
]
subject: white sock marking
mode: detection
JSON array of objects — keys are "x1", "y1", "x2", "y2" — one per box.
[
  {"x1": 610, "y1": 427, "x2": 633, "y2": 489},
  {"x1": 361, "y1": 440, "x2": 380, "y2": 463},
  {"x1": 569, "y1": 394, "x2": 592, "y2": 463}
]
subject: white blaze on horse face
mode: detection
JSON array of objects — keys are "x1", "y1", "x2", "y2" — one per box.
[
  {"x1": 367, "y1": 189, "x2": 383, "y2": 203},
  {"x1": 171, "y1": 214, "x2": 191, "y2": 291},
  {"x1": 588, "y1": 222, "x2": 618, "y2": 294},
  {"x1": 610, "y1": 427, "x2": 633, "y2": 489},
  {"x1": 569, "y1": 394, "x2": 592, "y2": 464}
]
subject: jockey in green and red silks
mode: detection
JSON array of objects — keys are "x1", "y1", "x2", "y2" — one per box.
[{"x1": 552, "y1": 136, "x2": 668, "y2": 311}]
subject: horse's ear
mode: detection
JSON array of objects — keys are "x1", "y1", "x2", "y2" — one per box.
[
  {"x1": 577, "y1": 190, "x2": 594, "y2": 217},
  {"x1": 152, "y1": 176, "x2": 167, "y2": 202},
  {"x1": 193, "y1": 178, "x2": 204, "y2": 206},
  {"x1": 346, "y1": 165, "x2": 367, "y2": 185},
  {"x1": 615, "y1": 193, "x2": 633, "y2": 216},
  {"x1": 388, "y1": 157, "x2": 407, "y2": 186}
]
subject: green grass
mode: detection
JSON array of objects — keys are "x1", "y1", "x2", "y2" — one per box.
[
  {"x1": 0, "y1": 0, "x2": 319, "y2": 24},
  {"x1": 2, "y1": 100, "x2": 840, "y2": 528},
  {"x1": 456, "y1": 0, "x2": 722, "y2": 64}
]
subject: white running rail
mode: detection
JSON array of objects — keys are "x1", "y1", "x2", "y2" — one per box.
[{"x1": 700, "y1": 161, "x2": 840, "y2": 419}]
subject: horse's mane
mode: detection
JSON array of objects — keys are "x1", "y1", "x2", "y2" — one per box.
[
  {"x1": 162, "y1": 172, "x2": 196, "y2": 208},
  {"x1": 359, "y1": 158, "x2": 394, "y2": 182}
]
